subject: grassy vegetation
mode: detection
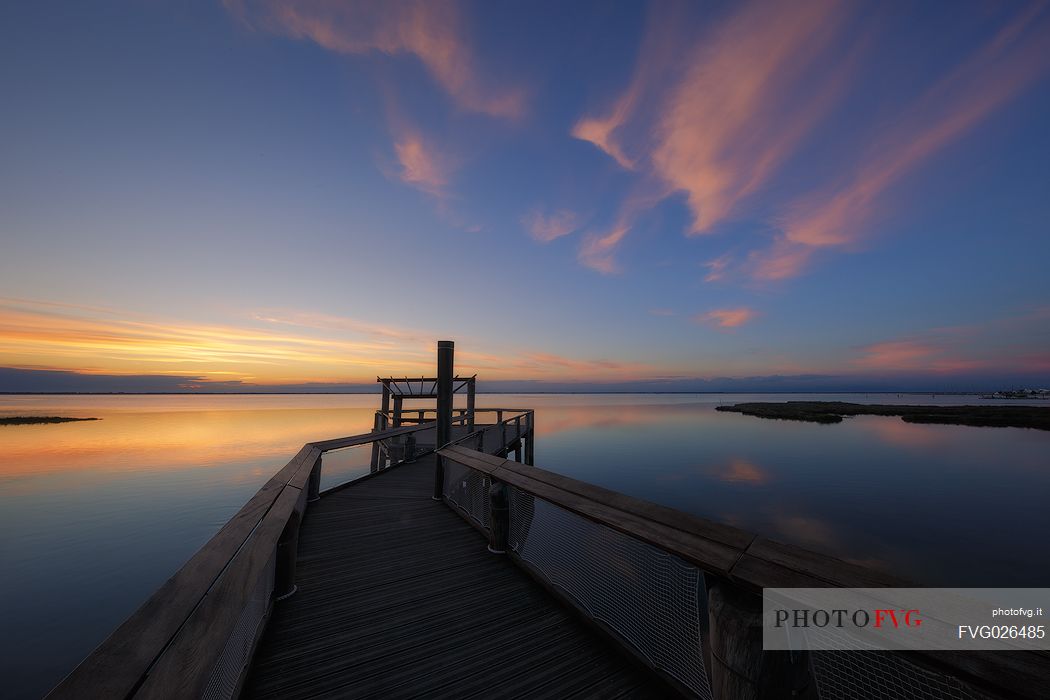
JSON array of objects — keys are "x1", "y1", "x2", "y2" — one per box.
[
  {"x1": 715, "y1": 402, "x2": 1050, "y2": 431},
  {"x1": 0, "y1": 416, "x2": 99, "y2": 426}
]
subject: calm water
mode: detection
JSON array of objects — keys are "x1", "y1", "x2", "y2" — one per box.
[{"x1": 2, "y1": 393, "x2": 1048, "y2": 698}]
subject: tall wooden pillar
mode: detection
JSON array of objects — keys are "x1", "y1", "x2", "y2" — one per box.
[
  {"x1": 434, "y1": 340, "x2": 454, "y2": 499},
  {"x1": 380, "y1": 383, "x2": 391, "y2": 427},
  {"x1": 466, "y1": 378, "x2": 476, "y2": 431},
  {"x1": 392, "y1": 396, "x2": 403, "y2": 427}
]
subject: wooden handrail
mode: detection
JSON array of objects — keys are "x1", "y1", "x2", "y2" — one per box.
[
  {"x1": 437, "y1": 444, "x2": 1050, "y2": 699},
  {"x1": 45, "y1": 444, "x2": 320, "y2": 699}
]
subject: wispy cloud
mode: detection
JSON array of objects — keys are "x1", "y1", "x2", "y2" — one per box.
[
  {"x1": 577, "y1": 221, "x2": 631, "y2": 274},
  {"x1": 392, "y1": 128, "x2": 452, "y2": 195},
  {"x1": 754, "y1": 3, "x2": 1050, "y2": 280},
  {"x1": 224, "y1": 0, "x2": 525, "y2": 119},
  {"x1": 569, "y1": 0, "x2": 857, "y2": 271},
  {"x1": 522, "y1": 208, "x2": 580, "y2": 243},
  {"x1": 850, "y1": 308, "x2": 1050, "y2": 374},
  {"x1": 251, "y1": 309, "x2": 426, "y2": 343},
  {"x1": 693, "y1": 308, "x2": 758, "y2": 329},
  {"x1": 702, "y1": 253, "x2": 733, "y2": 282},
  {"x1": 649, "y1": 0, "x2": 854, "y2": 235}
]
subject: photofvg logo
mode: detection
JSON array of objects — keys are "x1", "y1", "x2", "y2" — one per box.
[
  {"x1": 774, "y1": 607, "x2": 923, "y2": 630},
  {"x1": 762, "y1": 588, "x2": 1049, "y2": 651}
]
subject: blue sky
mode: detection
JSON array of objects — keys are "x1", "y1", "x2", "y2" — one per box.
[{"x1": 1, "y1": 0, "x2": 1048, "y2": 391}]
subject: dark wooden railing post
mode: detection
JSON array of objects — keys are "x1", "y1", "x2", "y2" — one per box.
[
  {"x1": 307, "y1": 453, "x2": 322, "y2": 502},
  {"x1": 369, "y1": 412, "x2": 382, "y2": 471},
  {"x1": 488, "y1": 480, "x2": 509, "y2": 554},
  {"x1": 434, "y1": 340, "x2": 453, "y2": 500},
  {"x1": 392, "y1": 396, "x2": 403, "y2": 428},
  {"x1": 274, "y1": 512, "x2": 302, "y2": 601},
  {"x1": 467, "y1": 380, "x2": 476, "y2": 431},
  {"x1": 380, "y1": 382, "x2": 390, "y2": 427},
  {"x1": 707, "y1": 579, "x2": 812, "y2": 699}
]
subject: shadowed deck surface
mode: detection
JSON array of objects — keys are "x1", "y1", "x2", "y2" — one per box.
[{"x1": 243, "y1": 455, "x2": 665, "y2": 699}]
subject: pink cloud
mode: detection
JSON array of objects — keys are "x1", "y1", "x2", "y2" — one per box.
[
  {"x1": 693, "y1": 308, "x2": 758, "y2": 329},
  {"x1": 747, "y1": 239, "x2": 816, "y2": 281},
  {"x1": 757, "y1": 4, "x2": 1050, "y2": 279},
  {"x1": 225, "y1": 0, "x2": 525, "y2": 119},
  {"x1": 392, "y1": 129, "x2": 451, "y2": 194},
  {"x1": 577, "y1": 222, "x2": 631, "y2": 274},
  {"x1": 854, "y1": 340, "x2": 988, "y2": 373},
  {"x1": 522, "y1": 209, "x2": 580, "y2": 243},
  {"x1": 572, "y1": 111, "x2": 635, "y2": 170},
  {"x1": 650, "y1": 0, "x2": 854, "y2": 234},
  {"x1": 574, "y1": 0, "x2": 853, "y2": 233},
  {"x1": 568, "y1": 0, "x2": 857, "y2": 272},
  {"x1": 702, "y1": 253, "x2": 733, "y2": 282}
]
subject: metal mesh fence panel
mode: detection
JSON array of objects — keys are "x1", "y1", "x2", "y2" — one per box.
[
  {"x1": 809, "y1": 626, "x2": 987, "y2": 700},
  {"x1": 202, "y1": 553, "x2": 275, "y2": 700},
  {"x1": 507, "y1": 486, "x2": 712, "y2": 699},
  {"x1": 442, "y1": 458, "x2": 491, "y2": 530}
]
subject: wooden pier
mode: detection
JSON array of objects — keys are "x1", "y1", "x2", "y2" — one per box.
[
  {"x1": 243, "y1": 453, "x2": 665, "y2": 699},
  {"x1": 47, "y1": 342, "x2": 1050, "y2": 700}
]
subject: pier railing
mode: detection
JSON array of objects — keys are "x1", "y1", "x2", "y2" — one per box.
[
  {"x1": 46, "y1": 410, "x2": 531, "y2": 700},
  {"x1": 437, "y1": 444, "x2": 1050, "y2": 700}
]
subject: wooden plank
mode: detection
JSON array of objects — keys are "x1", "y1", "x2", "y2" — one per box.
[
  {"x1": 137, "y1": 485, "x2": 302, "y2": 699},
  {"x1": 45, "y1": 479, "x2": 287, "y2": 700},
  {"x1": 742, "y1": 536, "x2": 911, "y2": 589},
  {"x1": 440, "y1": 445, "x2": 508, "y2": 473},
  {"x1": 488, "y1": 466, "x2": 742, "y2": 575},
  {"x1": 286, "y1": 447, "x2": 322, "y2": 491},
  {"x1": 725, "y1": 552, "x2": 826, "y2": 592},
  {"x1": 504, "y1": 460, "x2": 753, "y2": 550},
  {"x1": 270, "y1": 444, "x2": 319, "y2": 487}
]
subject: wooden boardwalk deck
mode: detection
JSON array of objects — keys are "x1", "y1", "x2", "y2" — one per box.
[{"x1": 243, "y1": 455, "x2": 667, "y2": 699}]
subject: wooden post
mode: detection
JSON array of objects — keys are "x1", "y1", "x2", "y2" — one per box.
[
  {"x1": 707, "y1": 579, "x2": 812, "y2": 699},
  {"x1": 488, "y1": 480, "x2": 509, "y2": 554},
  {"x1": 369, "y1": 412, "x2": 382, "y2": 471},
  {"x1": 434, "y1": 340, "x2": 453, "y2": 500},
  {"x1": 467, "y1": 378, "x2": 476, "y2": 431},
  {"x1": 380, "y1": 383, "x2": 391, "y2": 427},
  {"x1": 392, "y1": 396, "x2": 403, "y2": 428},
  {"x1": 525, "y1": 429, "x2": 534, "y2": 465},
  {"x1": 274, "y1": 512, "x2": 302, "y2": 601},
  {"x1": 307, "y1": 453, "x2": 322, "y2": 502}
]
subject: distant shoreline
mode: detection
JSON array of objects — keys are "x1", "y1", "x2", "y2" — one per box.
[
  {"x1": 717, "y1": 401, "x2": 1050, "y2": 431},
  {"x1": 0, "y1": 416, "x2": 99, "y2": 426}
]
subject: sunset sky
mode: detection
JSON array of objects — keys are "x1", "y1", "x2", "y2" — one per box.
[{"x1": 2, "y1": 0, "x2": 1049, "y2": 391}]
